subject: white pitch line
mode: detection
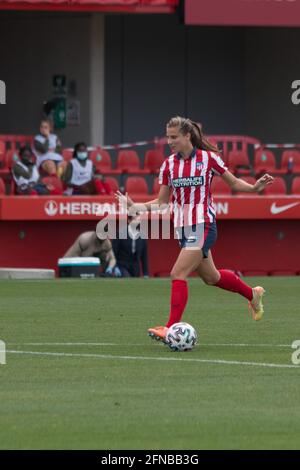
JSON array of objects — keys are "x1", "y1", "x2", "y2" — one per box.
[
  {"x1": 202, "y1": 343, "x2": 292, "y2": 348},
  {"x1": 6, "y1": 350, "x2": 299, "y2": 369},
  {"x1": 8, "y1": 342, "x2": 119, "y2": 346},
  {"x1": 7, "y1": 342, "x2": 294, "y2": 348}
]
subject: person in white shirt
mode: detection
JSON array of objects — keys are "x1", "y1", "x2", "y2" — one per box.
[
  {"x1": 63, "y1": 142, "x2": 112, "y2": 195},
  {"x1": 34, "y1": 119, "x2": 67, "y2": 177},
  {"x1": 12, "y1": 146, "x2": 62, "y2": 195}
]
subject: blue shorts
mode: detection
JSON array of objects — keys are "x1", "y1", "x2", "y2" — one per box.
[{"x1": 176, "y1": 221, "x2": 217, "y2": 258}]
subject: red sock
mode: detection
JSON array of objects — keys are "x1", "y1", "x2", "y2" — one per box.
[
  {"x1": 166, "y1": 280, "x2": 188, "y2": 328},
  {"x1": 215, "y1": 269, "x2": 253, "y2": 301}
]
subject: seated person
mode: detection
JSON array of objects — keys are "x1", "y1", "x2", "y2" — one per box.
[
  {"x1": 12, "y1": 146, "x2": 62, "y2": 195},
  {"x1": 112, "y1": 215, "x2": 149, "y2": 278},
  {"x1": 62, "y1": 142, "x2": 112, "y2": 195},
  {"x1": 34, "y1": 118, "x2": 67, "y2": 177},
  {"x1": 63, "y1": 230, "x2": 120, "y2": 276}
]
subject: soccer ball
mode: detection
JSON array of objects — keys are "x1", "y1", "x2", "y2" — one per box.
[{"x1": 166, "y1": 322, "x2": 197, "y2": 352}]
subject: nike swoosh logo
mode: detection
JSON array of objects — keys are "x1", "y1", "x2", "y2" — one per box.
[{"x1": 270, "y1": 202, "x2": 300, "y2": 214}]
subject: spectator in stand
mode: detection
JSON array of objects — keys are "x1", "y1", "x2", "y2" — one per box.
[
  {"x1": 112, "y1": 214, "x2": 149, "y2": 278},
  {"x1": 63, "y1": 230, "x2": 120, "y2": 276},
  {"x1": 12, "y1": 146, "x2": 62, "y2": 195},
  {"x1": 34, "y1": 118, "x2": 67, "y2": 177},
  {"x1": 62, "y1": 142, "x2": 112, "y2": 195}
]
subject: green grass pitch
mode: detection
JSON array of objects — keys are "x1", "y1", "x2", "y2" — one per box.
[{"x1": 0, "y1": 277, "x2": 299, "y2": 450}]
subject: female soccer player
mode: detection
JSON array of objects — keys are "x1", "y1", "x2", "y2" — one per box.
[{"x1": 116, "y1": 116, "x2": 274, "y2": 342}]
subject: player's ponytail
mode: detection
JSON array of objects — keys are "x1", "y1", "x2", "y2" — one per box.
[
  {"x1": 190, "y1": 121, "x2": 220, "y2": 153},
  {"x1": 167, "y1": 116, "x2": 220, "y2": 154}
]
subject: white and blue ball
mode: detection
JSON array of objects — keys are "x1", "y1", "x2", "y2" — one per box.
[{"x1": 166, "y1": 322, "x2": 197, "y2": 352}]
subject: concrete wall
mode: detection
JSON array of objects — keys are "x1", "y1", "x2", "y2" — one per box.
[
  {"x1": 105, "y1": 15, "x2": 245, "y2": 144},
  {"x1": 0, "y1": 11, "x2": 102, "y2": 147},
  {"x1": 245, "y1": 27, "x2": 300, "y2": 143},
  {"x1": 105, "y1": 15, "x2": 300, "y2": 145},
  {"x1": 1, "y1": 12, "x2": 300, "y2": 148}
]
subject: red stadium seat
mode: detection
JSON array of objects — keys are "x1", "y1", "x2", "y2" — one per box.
[
  {"x1": 254, "y1": 149, "x2": 276, "y2": 175},
  {"x1": 263, "y1": 177, "x2": 287, "y2": 195},
  {"x1": 15, "y1": 135, "x2": 34, "y2": 148},
  {"x1": 8, "y1": 136, "x2": 18, "y2": 150},
  {"x1": 125, "y1": 176, "x2": 148, "y2": 195},
  {"x1": 104, "y1": 176, "x2": 119, "y2": 193},
  {"x1": 278, "y1": 150, "x2": 300, "y2": 174},
  {"x1": 0, "y1": 140, "x2": 5, "y2": 158},
  {"x1": 0, "y1": 136, "x2": 10, "y2": 148},
  {"x1": 291, "y1": 176, "x2": 300, "y2": 194},
  {"x1": 144, "y1": 150, "x2": 165, "y2": 174},
  {"x1": 0, "y1": 150, "x2": 19, "y2": 178},
  {"x1": 208, "y1": 137, "x2": 218, "y2": 149},
  {"x1": 117, "y1": 150, "x2": 145, "y2": 174},
  {"x1": 227, "y1": 150, "x2": 251, "y2": 175},
  {"x1": 0, "y1": 134, "x2": 34, "y2": 151},
  {"x1": 0, "y1": 177, "x2": 5, "y2": 194},
  {"x1": 0, "y1": 149, "x2": 5, "y2": 170},
  {"x1": 10, "y1": 178, "x2": 16, "y2": 195},
  {"x1": 211, "y1": 176, "x2": 231, "y2": 195},
  {"x1": 0, "y1": 135, "x2": 17, "y2": 150},
  {"x1": 233, "y1": 176, "x2": 257, "y2": 196},
  {"x1": 6, "y1": 149, "x2": 20, "y2": 169},
  {"x1": 90, "y1": 149, "x2": 116, "y2": 174}
]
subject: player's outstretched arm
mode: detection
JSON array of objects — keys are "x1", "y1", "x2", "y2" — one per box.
[
  {"x1": 252, "y1": 174, "x2": 275, "y2": 192},
  {"x1": 221, "y1": 170, "x2": 274, "y2": 193},
  {"x1": 115, "y1": 185, "x2": 170, "y2": 214}
]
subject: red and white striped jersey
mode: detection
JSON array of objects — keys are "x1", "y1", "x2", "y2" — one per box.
[{"x1": 159, "y1": 148, "x2": 227, "y2": 227}]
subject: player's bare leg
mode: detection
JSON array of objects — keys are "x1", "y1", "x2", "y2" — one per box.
[
  {"x1": 196, "y1": 250, "x2": 265, "y2": 321},
  {"x1": 170, "y1": 247, "x2": 204, "y2": 280},
  {"x1": 148, "y1": 248, "x2": 203, "y2": 342},
  {"x1": 195, "y1": 250, "x2": 220, "y2": 285}
]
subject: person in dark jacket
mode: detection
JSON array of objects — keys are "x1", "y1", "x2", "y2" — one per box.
[{"x1": 112, "y1": 215, "x2": 149, "y2": 278}]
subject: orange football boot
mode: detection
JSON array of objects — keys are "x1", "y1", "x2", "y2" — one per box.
[
  {"x1": 248, "y1": 286, "x2": 265, "y2": 321},
  {"x1": 148, "y1": 326, "x2": 168, "y2": 343}
]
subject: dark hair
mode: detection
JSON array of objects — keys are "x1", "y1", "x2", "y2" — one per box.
[
  {"x1": 73, "y1": 142, "x2": 87, "y2": 158},
  {"x1": 167, "y1": 116, "x2": 220, "y2": 153},
  {"x1": 19, "y1": 145, "x2": 33, "y2": 157}
]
